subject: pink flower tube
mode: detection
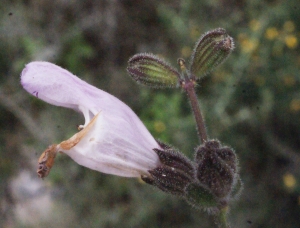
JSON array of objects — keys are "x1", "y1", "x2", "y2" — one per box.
[{"x1": 21, "y1": 61, "x2": 161, "y2": 178}]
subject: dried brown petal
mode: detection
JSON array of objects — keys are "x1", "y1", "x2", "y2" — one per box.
[{"x1": 37, "y1": 144, "x2": 58, "y2": 178}]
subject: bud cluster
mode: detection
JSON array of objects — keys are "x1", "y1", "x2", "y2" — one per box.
[{"x1": 143, "y1": 140, "x2": 242, "y2": 211}]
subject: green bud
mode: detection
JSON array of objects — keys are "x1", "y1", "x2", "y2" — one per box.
[
  {"x1": 190, "y1": 28, "x2": 234, "y2": 78},
  {"x1": 184, "y1": 183, "x2": 218, "y2": 209},
  {"x1": 127, "y1": 53, "x2": 180, "y2": 88}
]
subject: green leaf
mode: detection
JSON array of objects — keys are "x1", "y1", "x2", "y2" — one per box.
[
  {"x1": 190, "y1": 28, "x2": 234, "y2": 78},
  {"x1": 127, "y1": 53, "x2": 180, "y2": 88}
]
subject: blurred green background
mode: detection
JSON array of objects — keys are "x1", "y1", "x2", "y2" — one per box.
[{"x1": 1, "y1": 0, "x2": 300, "y2": 227}]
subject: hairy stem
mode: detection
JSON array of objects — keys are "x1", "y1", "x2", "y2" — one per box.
[{"x1": 183, "y1": 80, "x2": 208, "y2": 143}]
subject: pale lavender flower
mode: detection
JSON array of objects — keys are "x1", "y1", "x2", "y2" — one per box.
[{"x1": 21, "y1": 61, "x2": 161, "y2": 178}]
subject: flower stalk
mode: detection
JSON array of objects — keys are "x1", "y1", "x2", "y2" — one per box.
[
  {"x1": 184, "y1": 82, "x2": 208, "y2": 143},
  {"x1": 178, "y1": 58, "x2": 208, "y2": 143}
]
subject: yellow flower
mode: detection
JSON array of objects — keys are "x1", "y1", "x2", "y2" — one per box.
[
  {"x1": 265, "y1": 27, "x2": 279, "y2": 40},
  {"x1": 283, "y1": 173, "x2": 296, "y2": 190},
  {"x1": 285, "y1": 35, "x2": 298, "y2": 49}
]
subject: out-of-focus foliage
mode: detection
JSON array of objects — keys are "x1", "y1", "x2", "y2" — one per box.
[{"x1": 0, "y1": 0, "x2": 300, "y2": 227}]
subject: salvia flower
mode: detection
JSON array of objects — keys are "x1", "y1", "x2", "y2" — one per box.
[{"x1": 21, "y1": 61, "x2": 161, "y2": 178}]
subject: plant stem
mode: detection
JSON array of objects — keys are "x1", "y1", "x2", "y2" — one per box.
[
  {"x1": 215, "y1": 207, "x2": 231, "y2": 228},
  {"x1": 178, "y1": 58, "x2": 208, "y2": 144},
  {"x1": 183, "y1": 80, "x2": 208, "y2": 143}
]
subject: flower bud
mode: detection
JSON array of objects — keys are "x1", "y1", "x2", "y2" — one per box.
[
  {"x1": 143, "y1": 144, "x2": 195, "y2": 196},
  {"x1": 195, "y1": 140, "x2": 238, "y2": 198},
  {"x1": 127, "y1": 53, "x2": 180, "y2": 88},
  {"x1": 153, "y1": 148, "x2": 195, "y2": 179},
  {"x1": 190, "y1": 28, "x2": 234, "y2": 78},
  {"x1": 143, "y1": 166, "x2": 193, "y2": 195}
]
